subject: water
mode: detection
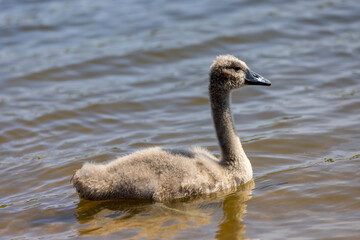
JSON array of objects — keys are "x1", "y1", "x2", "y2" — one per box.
[{"x1": 1, "y1": 0, "x2": 360, "y2": 239}]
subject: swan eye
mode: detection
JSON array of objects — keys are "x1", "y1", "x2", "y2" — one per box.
[{"x1": 233, "y1": 66, "x2": 241, "y2": 72}]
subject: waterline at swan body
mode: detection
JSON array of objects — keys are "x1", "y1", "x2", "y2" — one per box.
[{"x1": 72, "y1": 55, "x2": 271, "y2": 201}]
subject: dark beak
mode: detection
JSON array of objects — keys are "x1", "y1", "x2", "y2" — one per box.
[{"x1": 245, "y1": 70, "x2": 271, "y2": 86}]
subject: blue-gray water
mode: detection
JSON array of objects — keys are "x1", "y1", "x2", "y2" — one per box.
[{"x1": 1, "y1": 0, "x2": 360, "y2": 239}]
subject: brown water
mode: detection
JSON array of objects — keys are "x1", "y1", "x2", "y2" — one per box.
[{"x1": 1, "y1": 0, "x2": 360, "y2": 239}]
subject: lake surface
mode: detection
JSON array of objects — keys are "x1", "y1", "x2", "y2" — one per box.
[{"x1": 1, "y1": 0, "x2": 360, "y2": 239}]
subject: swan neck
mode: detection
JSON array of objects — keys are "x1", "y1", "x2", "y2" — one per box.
[{"x1": 209, "y1": 87, "x2": 248, "y2": 168}]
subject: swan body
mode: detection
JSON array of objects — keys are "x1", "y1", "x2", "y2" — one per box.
[{"x1": 72, "y1": 55, "x2": 271, "y2": 201}]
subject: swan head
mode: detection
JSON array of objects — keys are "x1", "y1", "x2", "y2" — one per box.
[{"x1": 209, "y1": 55, "x2": 271, "y2": 91}]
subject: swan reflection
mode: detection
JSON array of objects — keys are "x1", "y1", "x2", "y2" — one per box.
[{"x1": 75, "y1": 180, "x2": 254, "y2": 239}]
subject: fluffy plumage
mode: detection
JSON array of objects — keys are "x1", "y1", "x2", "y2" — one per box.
[{"x1": 72, "y1": 55, "x2": 271, "y2": 201}]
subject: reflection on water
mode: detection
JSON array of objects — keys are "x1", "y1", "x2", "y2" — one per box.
[{"x1": 75, "y1": 181, "x2": 254, "y2": 239}]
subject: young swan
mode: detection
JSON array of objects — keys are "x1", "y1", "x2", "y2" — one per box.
[{"x1": 72, "y1": 55, "x2": 271, "y2": 201}]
